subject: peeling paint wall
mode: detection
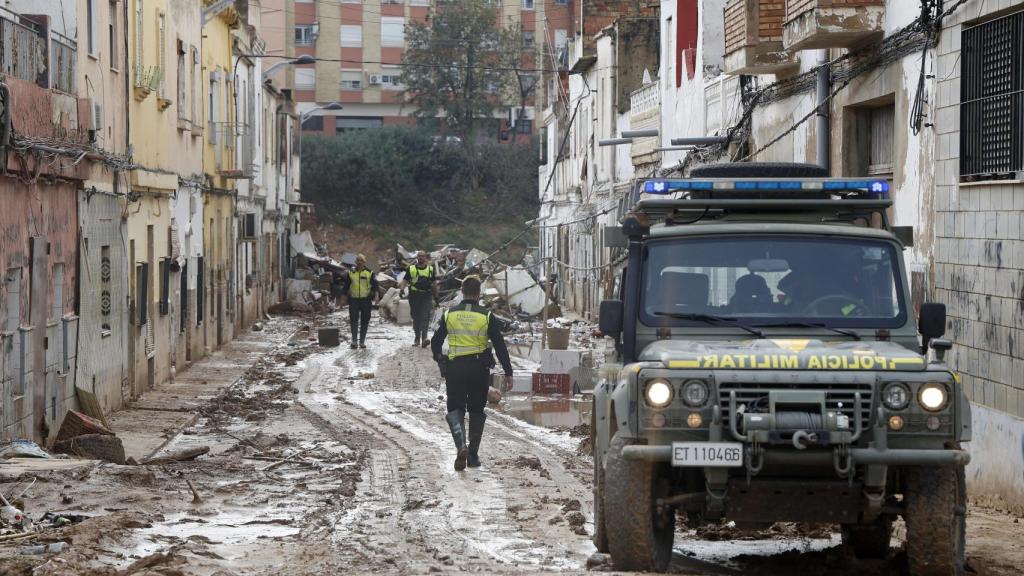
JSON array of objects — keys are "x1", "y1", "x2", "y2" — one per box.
[{"x1": 0, "y1": 179, "x2": 79, "y2": 442}]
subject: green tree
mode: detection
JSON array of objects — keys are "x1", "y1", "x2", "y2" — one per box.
[{"x1": 401, "y1": 0, "x2": 518, "y2": 141}]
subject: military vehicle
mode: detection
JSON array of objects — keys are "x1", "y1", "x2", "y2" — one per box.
[{"x1": 592, "y1": 163, "x2": 971, "y2": 575}]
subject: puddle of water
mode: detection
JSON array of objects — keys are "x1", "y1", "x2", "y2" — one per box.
[{"x1": 499, "y1": 395, "x2": 591, "y2": 429}]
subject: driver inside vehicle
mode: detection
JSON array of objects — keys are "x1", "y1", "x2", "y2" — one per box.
[{"x1": 778, "y1": 250, "x2": 870, "y2": 317}]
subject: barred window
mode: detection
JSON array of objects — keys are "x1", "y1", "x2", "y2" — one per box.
[{"x1": 960, "y1": 10, "x2": 1024, "y2": 181}]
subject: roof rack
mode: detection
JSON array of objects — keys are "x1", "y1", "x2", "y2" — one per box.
[{"x1": 621, "y1": 177, "x2": 895, "y2": 235}]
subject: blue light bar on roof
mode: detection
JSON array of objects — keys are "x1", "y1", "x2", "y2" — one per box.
[{"x1": 641, "y1": 179, "x2": 891, "y2": 198}]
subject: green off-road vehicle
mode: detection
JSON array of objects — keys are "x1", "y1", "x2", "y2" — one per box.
[{"x1": 592, "y1": 163, "x2": 971, "y2": 575}]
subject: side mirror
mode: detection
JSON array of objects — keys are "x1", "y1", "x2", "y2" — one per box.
[
  {"x1": 892, "y1": 226, "x2": 915, "y2": 248},
  {"x1": 918, "y1": 302, "x2": 947, "y2": 340},
  {"x1": 599, "y1": 300, "x2": 624, "y2": 338}
]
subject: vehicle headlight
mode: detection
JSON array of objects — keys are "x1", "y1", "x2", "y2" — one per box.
[
  {"x1": 644, "y1": 379, "x2": 674, "y2": 408},
  {"x1": 681, "y1": 379, "x2": 709, "y2": 407},
  {"x1": 918, "y1": 383, "x2": 949, "y2": 412},
  {"x1": 882, "y1": 383, "x2": 911, "y2": 410}
]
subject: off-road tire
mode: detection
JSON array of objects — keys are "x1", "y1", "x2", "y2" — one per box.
[
  {"x1": 841, "y1": 517, "x2": 893, "y2": 559},
  {"x1": 591, "y1": 411, "x2": 609, "y2": 553},
  {"x1": 690, "y1": 162, "x2": 828, "y2": 178},
  {"x1": 604, "y1": 435, "x2": 674, "y2": 572},
  {"x1": 903, "y1": 465, "x2": 966, "y2": 576}
]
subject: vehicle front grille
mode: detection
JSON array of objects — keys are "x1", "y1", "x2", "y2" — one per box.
[{"x1": 718, "y1": 382, "x2": 874, "y2": 432}]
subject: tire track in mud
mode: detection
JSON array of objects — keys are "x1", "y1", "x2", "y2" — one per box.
[{"x1": 295, "y1": 327, "x2": 595, "y2": 573}]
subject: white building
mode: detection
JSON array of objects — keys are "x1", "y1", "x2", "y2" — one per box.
[{"x1": 539, "y1": 0, "x2": 1024, "y2": 512}]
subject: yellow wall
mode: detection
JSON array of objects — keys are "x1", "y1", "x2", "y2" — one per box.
[{"x1": 202, "y1": 8, "x2": 237, "y2": 191}]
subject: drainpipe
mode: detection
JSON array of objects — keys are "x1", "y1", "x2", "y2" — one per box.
[{"x1": 815, "y1": 50, "x2": 830, "y2": 173}]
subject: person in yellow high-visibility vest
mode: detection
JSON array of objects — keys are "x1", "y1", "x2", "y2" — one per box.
[
  {"x1": 430, "y1": 276, "x2": 513, "y2": 471},
  {"x1": 400, "y1": 250, "x2": 438, "y2": 348},
  {"x1": 341, "y1": 254, "x2": 379, "y2": 349}
]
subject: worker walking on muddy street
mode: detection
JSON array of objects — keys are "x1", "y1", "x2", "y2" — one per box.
[
  {"x1": 342, "y1": 254, "x2": 378, "y2": 349},
  {"x1": 401, "y1": 250, "x2": 438, "y2": 348},
  {"x1": 430, "y1": 276, "x2": 513, "y2": 471}
]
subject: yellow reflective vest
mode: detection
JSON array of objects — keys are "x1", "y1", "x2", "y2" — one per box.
[
  {"x1": 348, "y1": 269, "x2": 373, "y2": 299},
  {"x1": 445, "y1": 305, "x2": 490, "y2": 359},
  {"x1": 409, "y1": 265, "x2": 434, "y2": 292}
]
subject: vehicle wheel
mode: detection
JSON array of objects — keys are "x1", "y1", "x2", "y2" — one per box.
[
  {"x1": 841, "y1": 517, "x2": 892, "y2": 559},
  {"x1": 903, "y1": 466, "x2": 966, "y2": 576},
  {"x1": 592, "y1": 412, "x2": 609, "y2": 552},
  {"x1": 604, "y1": 435, "x2": 674, "y2": 572}
]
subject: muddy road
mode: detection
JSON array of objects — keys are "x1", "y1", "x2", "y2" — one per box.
[{"x1": 2, "y1": 313, "x2": 1023, "y2": 575}]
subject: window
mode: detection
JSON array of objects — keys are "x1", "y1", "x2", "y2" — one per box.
[
  {"x1": 411, "y1": 0, "x2": 431, "y2": 5},
  {"x1": 108, "y1": 1, "x2": 118, "y2": 67},
  {"x1": 134, "y1": 0, "x2": 143, "y2": 84},
  {"x1": 208, "y1": 75, "x2": 217, "y2": 141},
  {"x1": 381, "y1": 74, "x2": 402, "y2": 89},
  {"x1": 522, "y1": 0, "x2": 534, "y2": 9},
  {"x1": 336, "y1": 117, "x2": 384, "y2": 132},
  {"x1": 177, "y1": 40, "x2": 188, "y2": 120},
  {"x1": 641, "y1": 237, "x2": 906, "y2": 328},
  {"x1": 100, "y1": 246, "x2": 111, "y2": 333},
  {"x1": 381, "y1": 17, "x2": 405, "y2": 47},
  {"x1": 159, "y1": 258, "x2": 170, "y2": 315},
  {"x1": 555, "y1": 0, "x2": 567, "y2": 4},
  {"x1": 294, "y1": 68, "x2": 315, "y2": 89},
  {"x1": 87, "y1": 0, "x2": 96, "y2": 55},
  {"x1": 191, "y1": 47, "x2": 200, "y2": 126},
  {"x1": 136, "y1": 262, "x2": 149, "y2": 326},
  {"x1": 960, "y1": 10, "x2": 1024, "y2": 180},
  {"x1": 522, "y1": 31, "x2": 535, "y2": 50},
  {"x1": 554, "y1": 29, "x2": 567, "y2": 49},
  {"x1": 868, "y1": 105, "x2": 894, "y2": 176},
  {"x1": 158, "y1": 12, "x2": 167, "y2": 97},
  {"x1": 302, "y1": 116, "x2": 324, "y2": 131},
  {"x1": 341, "y1": 70, "x2": 363, "y2": 90},
  {"x1": 295, "y1": 25, "x2": 316, "y2": 46},
  {"x1": 341, "y1": 25, "x2": 362, "y2": 47},
  {"x1": 517, "y1": 119, "x2": 533, "y2": 134}
]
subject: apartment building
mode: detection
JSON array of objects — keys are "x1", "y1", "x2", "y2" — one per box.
[{"x1": 290, "y1": 0, "x2": 553, "y2": 140}]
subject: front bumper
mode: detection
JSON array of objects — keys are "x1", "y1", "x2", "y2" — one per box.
[{"x1": 621, "y1": 444, "x2": 971, "y2": 466}]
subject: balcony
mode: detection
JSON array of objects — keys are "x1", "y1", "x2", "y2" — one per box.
[
  {"x1": 629, "y1": 81, "x2": 660, "y2": 168},
  {"x1": 0, "y1": 9, "x2": 55, "y2": 90},
  {"x1": 723, "y1": 0, "x2": 799, "y2": 75},
  {"x1": 783, "y1": 0, "x2": 885, "y2": 51}
]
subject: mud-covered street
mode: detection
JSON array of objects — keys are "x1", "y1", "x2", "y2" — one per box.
[{"x1": 2, "y1": 313, "x2": 1023, "y2": 575}]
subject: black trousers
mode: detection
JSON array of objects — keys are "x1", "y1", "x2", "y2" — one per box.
[
  {"x1": 409, "y1": 291, "x2": 433, "y2": 339},
  {"x1": 445, "y1": 357, "x2": 489, "y2": 414},
  {"x1": 349, "y1": 298, "x2": 372, "y2": 342}
]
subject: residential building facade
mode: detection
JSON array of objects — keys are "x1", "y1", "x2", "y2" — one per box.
[
  {"x1": 291, "y1": 0, "x2": 546, "y2": 141},
  {"x1": 538, "y1": 0, "x2": 1024, "y2": 511},
  {"x1": 1, "y1": 0, "x2": 299, "y2": 444}
]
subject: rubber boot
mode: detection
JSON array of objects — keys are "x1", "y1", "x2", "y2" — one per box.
[
  {"x1": 467, "y1": 412, "x2": 486, "y2": 468},
  {"x1": 445, "y1": 410, "x2": 468, "y2": 471}
]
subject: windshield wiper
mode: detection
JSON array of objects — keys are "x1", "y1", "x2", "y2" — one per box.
[
  {"x1": 654, "y1": 312, "x2": 765, "y2": 338},
  {"x1": 750, "y1": 321, "x2": 862, "y2": 340}
]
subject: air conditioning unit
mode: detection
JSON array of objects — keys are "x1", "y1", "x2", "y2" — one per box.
[{"x1": 368, "y1": 74, "x2": 383, "y2": 85}]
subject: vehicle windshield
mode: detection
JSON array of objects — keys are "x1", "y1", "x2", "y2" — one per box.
[{"x1": 641, "y1": 236, "x2": 907, "y2": 328}]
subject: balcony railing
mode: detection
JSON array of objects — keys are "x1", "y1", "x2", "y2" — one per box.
[
  {"x1": 0, "y1": 11, "x2": 47, "y2": 88},
  {"x1": 784, "y1": 0, "x2": 885, "y2": 51},
  {"x1": 50, "y1": 34, "x2": 76, "y2": 94}
]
